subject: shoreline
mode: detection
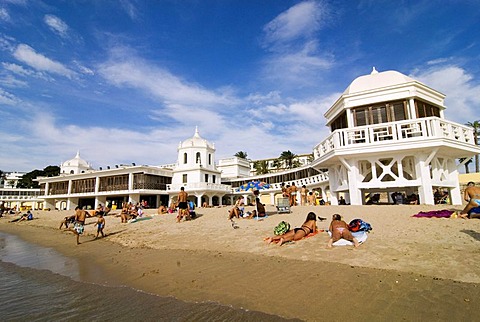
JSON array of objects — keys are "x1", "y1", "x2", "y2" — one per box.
[{"x1": 1, "y1": 205, "x2": 480, "y2": 320}]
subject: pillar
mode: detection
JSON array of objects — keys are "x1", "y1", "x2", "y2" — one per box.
[
  {"x1": 415, "y1": 157, "x2": 434, "y2": 205},
  {"x1": 269, "y1": 192, "x2": 275, "y2": 205},
  {"x1": 346, "y1": 162, "x2": 362, "y2": 205}
]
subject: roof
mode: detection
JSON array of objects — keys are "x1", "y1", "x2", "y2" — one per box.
[
  {"x1": 179, "y1": 127, "x2": 214, "y2": 149},
  {"x1": 61, "y1": 151, "x2": 91, "y2": 168},
  {"x1": 343, "y1": 68, "x2": 416, "y2": 95}
]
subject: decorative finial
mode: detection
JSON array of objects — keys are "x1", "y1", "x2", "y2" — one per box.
[
  {"x1": 194, "y1": 126, "x2": 200, "y2": 138},
  {"x1": 371, "y1": 67, "x2": 378, "y2": 75},
  {"x1": 75, "y1": 150, "x2": 80, "y2": 158}
]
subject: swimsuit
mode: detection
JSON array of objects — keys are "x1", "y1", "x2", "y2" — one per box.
[
  {"x1": 472, "y1": 199, "x2": 480, "y2": 205},
  {"x1": 74, "y1": 222, "x2": 84, "y2": 235},
  {"x1": 294, "y1": 225, "x2": 312, "y2": 235},
  {"x1": 178, "y1": 202, "x2": 188, "y2": 210},
  {"x1": 97, "y1": 223, "x2": 104, "y2": 232}
]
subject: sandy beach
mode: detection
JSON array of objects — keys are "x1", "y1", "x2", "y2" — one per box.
[{"x1": 1, "y1": 204, "x2": 480, "y2": 320}]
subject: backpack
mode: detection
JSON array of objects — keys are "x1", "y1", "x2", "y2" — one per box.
[
  {"x1": 348, "y1": 219, "x2": 372, "y2": 232},
  {"x1": 274, "y1": 221, "x2": 290, "y2": 235}
]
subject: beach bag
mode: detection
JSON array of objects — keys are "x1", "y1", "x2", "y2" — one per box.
[
  {"x1": 274, "y1": 221, "x2": 290, "y2": 235},
  {"x1": 348, "y1": 219, "x2": 372, "y2": 232}
]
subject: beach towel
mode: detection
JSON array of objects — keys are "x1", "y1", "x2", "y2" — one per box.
[
  {"x1": 128, "y1": 216, "x2": 153, "y2": 223},
  {"x1": 412, "y1": 210, "x2": 453, "y2": 218},
  {"x1": 327, "y1": 231, "x2": 368, "y2": 246}
]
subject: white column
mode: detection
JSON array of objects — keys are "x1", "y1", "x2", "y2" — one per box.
[
  {"x1": 346, "y1": 162, "x2": 362, "y2": 205},
  {"x1": 415, "y1": 157, "x2": 435, "y2": 205},
  {"x1": 408, "y1": 98, "x2": 416, "y2": 119},
  {"x1": 448, "y1": 158, "x2": 462, "y2": 205},
  {"x1": 269, "y1": 192, "x2": 275, "y2": 205},
  {"x1": 128, "y1": 173, "x2": 134, "y2": 191},
  {"x1": 196, "y1": 195, "x2": 202, "y2": 207}
]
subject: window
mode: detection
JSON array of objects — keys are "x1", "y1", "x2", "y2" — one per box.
[
  {"x1": 353, "y1": 100, "x2": 408, "y2": 126},
  {"x1": 183, "y1": 153, "x2": 187, "y2": 164},
  {"x1": 205, "y1": 174, "x2": 209, "y2": 182},
  {"x1": 208, "y1": 154, "x2": 211, "y2": 165},
  {"x1": 212, "y1": 175, "x2": 216, "y2": 183},
  {"x1": 331, "y1": 112, "x2": 348, "y2": 131},
  {"x1": 182, "y1": 174, "x2": 187, "y2": 183},
  {"x1": 415, "y1": 100, "x2": 440, "y2": 118},
  {"x1": 196, "y1": 152, "x2": 201, "y2": 164}
]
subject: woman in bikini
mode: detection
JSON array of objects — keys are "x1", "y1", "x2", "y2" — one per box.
[
  {"x1": 327, "y1": 214, "x2": 359, "y2": 248},
  {"x1": 266, "y1": 212, "x2": 317, "y2": 246}
]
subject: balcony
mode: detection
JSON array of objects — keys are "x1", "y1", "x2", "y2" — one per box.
[
  {"x1": 167, "y1": 182, "x2": 232, "y2": 193},
  {"x1": 313, "y1": 117, "x2": 477, "y2": 162}
]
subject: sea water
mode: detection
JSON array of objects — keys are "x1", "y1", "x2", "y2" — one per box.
[{"x1": 0, "y1": 232, "x2": 297, "y2": 321}]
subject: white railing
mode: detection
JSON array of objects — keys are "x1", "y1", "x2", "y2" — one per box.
[
  {"x1": 167, "y1": 182, "x2": 232, "y2": 192},
  {"x1": 313, "y1": 117, "x2": 475, "y2": 159}
]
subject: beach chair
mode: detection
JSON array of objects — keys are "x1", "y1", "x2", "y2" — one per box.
[{"x1": 276, "y1": 197, "x2": 290, "y2": 214}]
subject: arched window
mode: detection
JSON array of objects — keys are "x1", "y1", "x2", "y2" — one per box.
[
  {"x1": 196, "y1": 152, "x2": 201, "y2": 164},
  {"x1": 208, "y1": 154, "x2": 211, "y2": 165},
  {"x1": 183, "y1": 153, "x2": 187, "y2": 164},
  {"x1": 70, "y1": 170, "x2": 74, "y2": 174}
]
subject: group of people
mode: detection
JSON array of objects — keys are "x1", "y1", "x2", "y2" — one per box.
[
  {"x1": 120, "y1": 202, "x2": 145, "y2": 223},
  {"x1": 265, "y1": 212, "x2": 360, "y2": 247},
  {"x1": 59, "y1": 206, "x2": 105, "y2": 245}
]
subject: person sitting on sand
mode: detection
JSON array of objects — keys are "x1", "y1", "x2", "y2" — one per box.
[
  {"x1": 327, "y1": 214, "x2": 359, "y2": 248},
  {"x1": 265, "y1": 212, "x2": 317, "y2": 246},
  {"x1": 247, "y1": 196, "x2": 267, "y2": 219},
  {"x1": 459, "y1": 182, "x2": 480, "y2": 219},
  {"x1": 10, "y1": 210, "x2": 33, "y2": 223},
  {"x1": 158, "y1": 204, "x2": 167, "y2": 214},
  {"x1": 228, "y1": 196, "x2": 244, "y2": 219},
  {"x1": 94, "y1": 213, "x2": 106, "y2": 239}
]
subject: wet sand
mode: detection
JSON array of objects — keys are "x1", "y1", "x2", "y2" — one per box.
[{"x1": 1, "y1": 204, "x2": 480, "y2": 321}]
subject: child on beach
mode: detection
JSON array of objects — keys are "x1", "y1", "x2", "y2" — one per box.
[
  {"x1": 327, "y1": 214, "x2": 359, "y2": 248},
  {"x1": 94, "y1": 213, "x2": 106, "y2": 239}
]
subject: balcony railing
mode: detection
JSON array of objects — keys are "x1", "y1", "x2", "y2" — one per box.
[
  {"x1": 167, "y1": 182, "x2": 232, "y2": 192},
  {"x1": 313, "y1": 117, "x2": 475, "y2": 159}
]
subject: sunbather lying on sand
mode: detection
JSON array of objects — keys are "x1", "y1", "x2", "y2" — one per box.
[
  {"x1": 327, "y1": 214, "x2": 359, "y2": 248},
  {"x1": 265, "y1": 212, "x2": 317, "y2": 246}
]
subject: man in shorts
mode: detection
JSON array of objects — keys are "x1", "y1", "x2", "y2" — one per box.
[
  {"x1": 460, "y1": 182, "x2": 480, "y2": 218},
  {"x1": 71, "y1": 206, "x2": 86, "y2": 245},
  {"x1": 176, "y1": 187, "x2": 189, "y2": 222}
]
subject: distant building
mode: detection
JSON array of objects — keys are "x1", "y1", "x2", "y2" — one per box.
[{"x1": 27, "y1": 68, "x2": 480, "y2": 210}]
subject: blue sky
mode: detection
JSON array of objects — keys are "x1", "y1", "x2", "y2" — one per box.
[{"x1": 0, "y1": 0, "x2": 479, "y2": 172}]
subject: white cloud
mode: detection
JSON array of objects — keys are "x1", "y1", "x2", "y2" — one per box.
[
  {"x1": 0, "y1": 87, "x2": 20, "y2": 105},
  {"x1": 0, "y1": 8, "x2": 10, "y2": 22},
  {"x1": 120, "y1": 0, "x2": 139, "y2": 20},
  {"x1": 410, "y1": 65, "x2": 480, "y2": 123},
  {"x1": 260, "y1": 1, "x2": 334, "y2": 87},
  {"x1": 0, "y1": 74, "x2": 27, "y2": 88},
  {"x1": 98, "y1": 50, "x2": 237, "y2": 110},
  {"x1": 263, "y1": 0, "x2": 327, "y2": 48},
  {"x1": 13, "y1": 44, "x2": 75, "y2": 78},
  {"x1": 44, "y1": 14, "x2": 69, "y2": 38}
]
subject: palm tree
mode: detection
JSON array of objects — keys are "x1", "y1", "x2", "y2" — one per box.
[
  {"x1": 279, "y1": 150, "x2": 297, "y2": 169},
  {"x1": 466, "y1": 120, "x2": 480, "y2": 173},
  {"x1": 254, "y1": 160, "x2": 270, "y2": 175},
  {"x1": 234, "y1": 151, "x2": 248, "y2": 159}
]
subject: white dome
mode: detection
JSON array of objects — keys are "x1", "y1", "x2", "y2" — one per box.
[
  {"x1": 343, "y1": 68, "x2": 416, "y2": 95},
  {"x1": 179, "y1": 127, "x2": 214, "y2": 149},
  {"x1": 61, "y1": 151, "x2": 92, "y2": 174}
]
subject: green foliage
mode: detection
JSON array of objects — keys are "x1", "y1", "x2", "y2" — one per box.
[
  {"x1": 279, "y1": 150, "x2": 297, "y2": 169},
  {"x1": 466, "y1": 120, "x2": 480, "y2": 173},
  {"x1": 254, "y1": 160, "x2": 270, "y2": 175},
  {"x1": 234, "y1": 151, "x2": 248, "y2": 159},
  {"x1": 17, "y1": 166, "x2": 60, "y2": 188}
]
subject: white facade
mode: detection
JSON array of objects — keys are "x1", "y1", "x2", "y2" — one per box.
[
  {"x1": 217, "y1": 157, "x2": 251, "y2": 178},
  {"x1": 167, "y1": 127, "x2": 231, "y2": 206},
  {"x1": 312, "y1": 68, "x2": 480, "y2": 206}
]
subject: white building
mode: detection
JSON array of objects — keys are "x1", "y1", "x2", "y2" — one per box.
[
  {"x1": 312, "y1": 68, "x2": 480, "y2": 205},
  {"x1": 33, "y1": 68, "x2": 480, "y2": 210}
]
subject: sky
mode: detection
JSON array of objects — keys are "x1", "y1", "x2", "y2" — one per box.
[{"x1": 0, "y1": 0, "x2": 479, "y2": 172}]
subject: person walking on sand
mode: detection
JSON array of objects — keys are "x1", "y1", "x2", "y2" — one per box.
[
  {"x1": 327, "y1": 214, "x2": 359, "y2": 248},
  {"x1": 70, "y1": 206, "x2": 86, "y2": 245},
  {"x1": 176, "y1": 187, "x2": 189, "y2": 222},
  {"x1": 289, "y1": 183, "x2": 297, "y2": 206},
  {"x1": 94, "y1": 213, "x2": 106, "y2": 239},
  {"x1": 459, "y1": 182, "x2": 480, "y2": 218}
]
